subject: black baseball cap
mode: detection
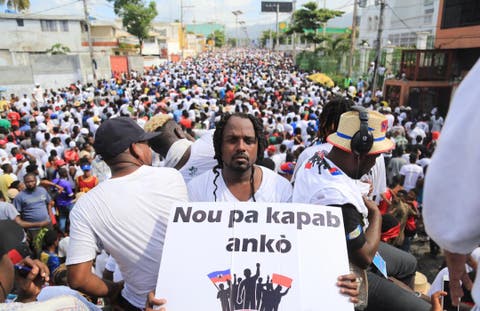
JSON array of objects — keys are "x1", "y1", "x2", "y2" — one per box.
[{"x1": 93, "y1": 117, "x2": 161, "y2": 160}]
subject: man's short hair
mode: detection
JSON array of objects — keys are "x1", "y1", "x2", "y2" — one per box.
[{"x1": 144, "y1": 114, "x2": 173, "y2": 133}]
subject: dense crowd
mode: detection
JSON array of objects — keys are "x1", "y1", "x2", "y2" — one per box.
[{"x1": 0, "y1": 49, "x2": 477, "y2": 311}]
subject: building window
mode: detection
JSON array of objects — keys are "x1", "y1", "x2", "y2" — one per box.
[
  {"x1": 60, "y1": 21, "x2": 69, "y2": 32},
  {"x1": 442, "y1": 0, "x2": 480, "y2": 29},
  {"x1": 41, "y1": 20, "x2": 58, "y2": 32},
  {"x1": 368, "y1": 17, "x2": 373, "y2": 31},
  {"x1": 424, "y1": 14, "x2": 433, "y2": 24},
  {"x1": 16, "y1": 19, "x2": 24, "y2": 27},
  {"x1": 424, "y1": 0, "x2": 434, "y2": 6}
]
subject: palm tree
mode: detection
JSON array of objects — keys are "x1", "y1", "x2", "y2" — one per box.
[
  {"x1": 316, "y1": 34, "x2": 351, "y2": 56},
  {"x1": 0, "y1": 0, "x2": 30, "y2": 12}
]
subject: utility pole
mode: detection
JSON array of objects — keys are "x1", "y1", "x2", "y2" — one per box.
[
  {"x1": 275, "y1": 3, "x2": 279, "y2": 49},
  {"x1": 372, "y1": 0, "x2": 385, "y2": 93},
  {"x1": 180, "y1": 0, "x2": 194, "y2": 60},
  {"x1": 348, "y1": 0, "x2": 358, "y2": 77},
  {"x1": 82, "y1": 0, "x2": 96, "y2": 82},
  {"x1": 239, "y1": 21, "x2": 246, "y2": 47},
  {"x1": 232, "y1": 10, "x2": 243, "y2": 48},
  {"x1": 292, "y1": 0, "x2": 297, "y2": 63},
  {"x1": 181, "y1": 0, "x2": 184, "y2": 60},
  {"x1": 322, "y1": 0, "x2": 327, "y2": 40}
]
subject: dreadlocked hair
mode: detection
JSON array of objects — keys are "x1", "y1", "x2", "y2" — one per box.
[
  {"x1": 315, "y1": 96, "x2": 354, "y2": 145},
  {"x1": 211, "y1": 112, "x2": 266, "y2": 201}
]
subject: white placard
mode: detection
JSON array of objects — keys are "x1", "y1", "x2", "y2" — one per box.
[{"x1": 156, "y1": 202, "x2": 353, "y2": 311}]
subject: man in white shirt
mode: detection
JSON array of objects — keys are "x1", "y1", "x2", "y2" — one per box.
[
  {"x1": 67, "y1": 117, "x2": 187, "y2": 310},
  {"x1": 424, "y1": 59, "x2": 480, "y2": 310},
  {"x1": 399, "y1": 153, "x2": 424, "y2": 191},
  {"x1": 409, "y1": 122, "x2": 426, "y2": 145},
  {"x1": 188, "y1": 112, "x2": 292, "y2": 203},
  {"x1": 293, "y1": 109, "x2": 430, "y2": 310},
  {"x1": 144, "y1": 114, "x2": 217, "y2": 183}
]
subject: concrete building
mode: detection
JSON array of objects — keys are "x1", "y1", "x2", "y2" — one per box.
[
  {"x1": 0, "y1": 14, "x2": 144, "y2": 93},
  {"x1": 358, "y1": 0, "x2": 440, "y2": 48},
  {"x1": 383, "y1": 0, "x2": 480, "y2": 116},
  {"x1": 0, "y1": 13, "x2": 85, "y2": 66}
]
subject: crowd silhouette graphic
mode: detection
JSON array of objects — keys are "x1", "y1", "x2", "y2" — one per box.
[{"x1": 208, "y1": 263, "x2": 292, "y2": 311}]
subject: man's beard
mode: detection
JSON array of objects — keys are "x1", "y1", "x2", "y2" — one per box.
[{"x1": 225, "y1": 153, "x2": 254, "y2": 173}]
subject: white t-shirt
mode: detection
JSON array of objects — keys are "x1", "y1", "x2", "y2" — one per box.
[
  {"x1": 270, "y1": 152, "x2": 286, "y2": 172},
  {"x1": 423, "y1": 59, "x2": 480, "y2": 309},
  {"x1": 178, "y1": 130, "x2": 216, "y2": 183},
  {"x1": 0, "y1": 201, "x2": 19, "y2": 220},
  {"x1": 399, "y1": 163, "x2": 424, "y2": 191},
  {"x1": 291, "y1": 142, "x2": 332, "y2": 183},
  {"x1": 369, "y1": 154, "x2": 387, "y2": 204},
  {"x1": 66, "y1": 166, "x2": 188, "y2": 308},
  {"x1": 58, "y1": 236, "x2": 70, "y2": 258},
  {"x1": 416, "y1": 158, "x2": 431, "y2": 169},
  {"x1": 292, "y1": 153, "x2": 368, "y2": 220},
  {"x1": 3, "y1": 295, "x2": 92, "y2": 310},
  {"x1": 37, "y1": 286, "x2": 99, "y2": 310},
  {"x1": 292, "y1": 144, "x2": 387, "y2": 203},
  {"x1": 187, "y1": 165, "x2": 292, "y2": 202}
]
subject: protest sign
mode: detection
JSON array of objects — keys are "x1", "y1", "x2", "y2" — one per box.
[{"x1": 155, "y1": 202, "x2": 353, "y2": 311}]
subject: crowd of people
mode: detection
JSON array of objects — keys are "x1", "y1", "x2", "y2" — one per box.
[{"x1": 0, "y1": 49, "x2": 477, "y2": 311}]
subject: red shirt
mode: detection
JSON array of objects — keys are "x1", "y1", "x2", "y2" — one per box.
[
  {"x1": 7, "y1": 111, "x2": 20, "y2": 127},
  {"x1": 77, "y1": 175, "x2": 98, "y2": 193},
  {"x1": 179, "y1": 117, "x2": 192, "y2": 129}
]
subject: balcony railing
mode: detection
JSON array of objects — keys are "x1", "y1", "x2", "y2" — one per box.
[{"x1": 400, "y1": 49, "x2": 453, "y2": 81}]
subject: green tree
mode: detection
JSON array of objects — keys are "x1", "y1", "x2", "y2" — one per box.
[
  {"x1": 117, "y1": 1, "x2": 157, "y2": 55},
  {"x1": 107, "y1": 0, "x2": 142, "y2": 15},
  {"x1": 227, "y1": 38, "x2": 237, "y2": 47},
  {"x1": 260, "y1": 30, "x2": 276, "y2": 48},
  {"x1": 0, "y1": 0, "x2": 30, "y2": 12},
  {"x1": 46, "y1": 43, "x2": 71, "y2": 55},
  {"x1": 206, "y1": 30, "x2": 225, "y2": 48},
  {"x1": 287, "y1": 1, "x2": 343, "y2": 50},
  {"x1": 318, "y1": 33, "x2": 350, "y2": 56},
  {"x1": 260, "y1": 30, "x2": 289, "y2": 49}
]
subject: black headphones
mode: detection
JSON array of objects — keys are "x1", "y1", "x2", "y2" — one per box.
[{"x1": 350, "y1": 107, "x2": 373, "y2": 155}]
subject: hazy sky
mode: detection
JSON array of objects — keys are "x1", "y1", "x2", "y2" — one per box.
[{"x1": 24, "y1": 0, "x2": 354, "y2": 27}]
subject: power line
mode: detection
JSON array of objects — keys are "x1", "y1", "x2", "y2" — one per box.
[
  {"x1": 386, "y1": 3, "x2": 414, "y2": 32},
  {"x1": 334, "y1": 0, "x2": 354, "y2": 10},
  {"x1": 19, "y1": 0, "x2": 82, "y2": 17}
]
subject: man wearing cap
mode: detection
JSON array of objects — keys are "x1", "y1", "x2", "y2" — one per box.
[
  {"x1": 265, "y1": 144, "x2": 276, "y2": 159},
  {"x1": 75, "y1": 163, "x2": 98, "y2": 193},
  {"x1": 67, "y1": 117, "x2": 187, "y2": 310},
  {"x1": 293, "y1": 110, "x2": 431, "y2": 310},
  {"x1": 0, "y1": 220, "x2": 96, "y2": 308},
  {"x1": 278, "y1": 162, "x2": 295, "y2": 181},
  {"x1": 144, "y1": 114, "x2": 217, "y2": 183},
  {"x1": 0, "y1": 220, "x2": 48, "y2": 303}
]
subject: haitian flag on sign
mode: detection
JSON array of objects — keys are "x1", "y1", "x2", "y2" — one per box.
[{"x1": 207, "y1": 269, "x2": 232, "y2": 283}]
